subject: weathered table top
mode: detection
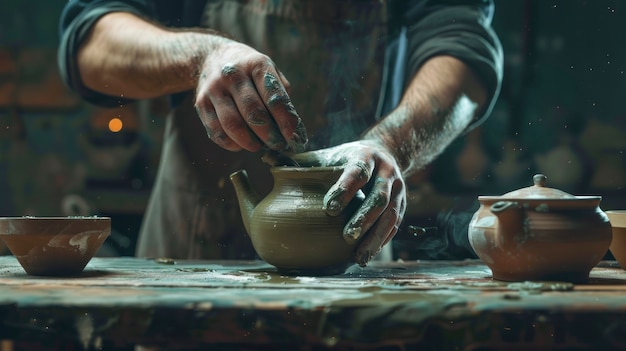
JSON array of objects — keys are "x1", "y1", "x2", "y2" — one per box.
[{"x1": 1, "y1": 255, "x2": 626, "y2": 350}]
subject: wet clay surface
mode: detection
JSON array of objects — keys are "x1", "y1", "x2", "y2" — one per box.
[{"x1": 1, "y1": 256, "x2": 626, "y2": 349}]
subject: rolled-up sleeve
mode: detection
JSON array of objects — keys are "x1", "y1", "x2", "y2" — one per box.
[
  {"x1": 405, "y1": 1, "x2": 504, "y2": 129},
  {"x1": 57, "y1": 0, "x2": 156, "y2": 107}
]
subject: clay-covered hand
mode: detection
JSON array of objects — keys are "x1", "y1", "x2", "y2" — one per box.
[
  {"x1": 291, "y1": 140, "x2": 406, "y2": 266},
  {"x1": 194, "y1": 39, "x2": 308, "y2": 152}
]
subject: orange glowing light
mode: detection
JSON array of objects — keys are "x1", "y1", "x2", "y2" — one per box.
[{"x1": 108, "y1": 117, "x2": 123, "y2": 132}]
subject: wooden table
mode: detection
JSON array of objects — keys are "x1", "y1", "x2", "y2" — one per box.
[{"x1": 1, "y1": 256, "x2": 626, "y2": 350}]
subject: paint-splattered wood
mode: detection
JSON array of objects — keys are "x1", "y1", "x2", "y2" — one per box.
[{"x1": 1, "y1": 256, "x2": 626, "y2": 350}]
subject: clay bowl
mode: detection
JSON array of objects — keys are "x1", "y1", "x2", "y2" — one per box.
[
  {"x1": 607, "y1": 210, "x2": 626, "y2": 269},
  {"x1": 0, "y1": 216, "x2": 111, "y2": 276}
]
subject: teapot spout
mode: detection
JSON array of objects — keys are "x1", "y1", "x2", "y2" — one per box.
[
  {"x1": 229, "y1": 170, "x2": 261, "y2": 235},
  {"x1": 490, "y1": 201, "x2": 526, "y2": 250}
]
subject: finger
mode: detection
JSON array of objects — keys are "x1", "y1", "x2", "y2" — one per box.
[
  {"x1": 277, "y1": 69, "x2": 291, "y2": 94},
  {"x1": 381, "y1": 180, "x2": 406, "y2": 248},
  {"x1": 382, "y1": 215, "x2": 402, "y2": 246},
  {"x1": 353, "y1": 208, "x2": 400, "y2": 267},
  {"x1": 342, "y1": 176, "x2": 391, "y2": 244},
  {"x1": 354, "y1": 183, "x2": 405, "y2": 266},
  {"x1": 194, "y1": 100, "x2": 241, "y2": 152},
  {"x1": 324, "y1": 158, "x2": 373, "y2": 216},
  {"x1": 372, "y1": 198, "x2": 406, "y2": 247},
  {"x1": 222, "y1": 63, "x2": 286, "y2": 151},
  {"x1": 253, "y1": 68, "x2": 308, "y2": 152},
  {"x1": 212, "y1": 94, "x2": 264, "y2": 152}
]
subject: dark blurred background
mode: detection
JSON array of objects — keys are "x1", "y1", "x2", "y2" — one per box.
[{"x1": 1, "y1": 0, "x2": 625, "y2": 257}]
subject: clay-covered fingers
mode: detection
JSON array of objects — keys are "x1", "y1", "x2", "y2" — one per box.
[
  {"x1": 309, "y1": 140, "x2": 406, "y2": 266},
  {"x1": 254, "y1": 68, "x2": 308, "y2": 152},
  {"x1": 194, "y1": 48, "x2": 307, "y2": 152},
  {"x1": 194, "y1": 101, "x2": 242, "y2": 151},
  {"x1": 323, "y1": 158, "x2": 374, "y2": 217},
  {"x1": 196, "y1": 62, "x2": 278, "y2": 152},
  {"x1": 353, "y1": 179, "x2": 406, "y2": 267},
  {"x1": 212, "y1": 60, "x2": 307, "y2": 152},
  {"x1": 227, "y1": 63, "x2": 291, "y2": 151},
  {"x1": 342, "y1": 174, "x2": 395, "y2": 245}
]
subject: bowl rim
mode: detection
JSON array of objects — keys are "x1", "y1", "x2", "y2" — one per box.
[
  {"x1": 0, "y1": 216, "x2": 110, "y2": 220},
  {"x1": 0, "y1": 216, "x2": 111, "y2": 236}
]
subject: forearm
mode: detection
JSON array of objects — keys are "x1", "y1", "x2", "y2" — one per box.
[
  {"x1": 77, "y1": 12, "x2": 225, "y2": 99},
  {"x1": 363, "y1": 55, "x2": 487, "y2": 176}
]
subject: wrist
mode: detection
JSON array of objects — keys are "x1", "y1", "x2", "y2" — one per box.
[{"x1": 362, "y1": 109, "x2": 414, "y2": 175}]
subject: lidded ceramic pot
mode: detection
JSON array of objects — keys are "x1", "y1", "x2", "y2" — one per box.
[{"x1": 469, "y1": 174, "x2": 612, "y2": 283}]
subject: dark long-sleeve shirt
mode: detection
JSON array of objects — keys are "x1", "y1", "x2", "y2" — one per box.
[{"x1": 58, "y1": 0, "x2": 502, "y2": 129}]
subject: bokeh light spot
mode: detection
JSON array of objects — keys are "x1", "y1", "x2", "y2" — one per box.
[{"x1": 108, "y1": 117, "x2": 123, "y2": 132}]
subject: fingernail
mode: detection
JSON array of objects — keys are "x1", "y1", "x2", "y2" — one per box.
[
  {"x1": 295, "y1": 119, "x2": 307, "y2": 137},
  {"x1": 356, "y1": 250, "x2": 371, "y2": 267},
  {"x1": 343, "y1": 226, "x2": 362, "y2": 244},
  {"x1": 289, "y1": 119, "x2": 308, "y2": 152},
  {"x1": 324, "y1": 199, "x2": 341, "y2": 214},
  {"x1": 289, "y1": 132, "x2": 307, "y2": 153}
]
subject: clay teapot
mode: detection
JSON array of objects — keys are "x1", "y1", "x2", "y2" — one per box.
[
  {"x1": 230, "y1": 166, "x2": 364, "y2": 276},
  {"x1": 469, "y1": 174, "x2": 612, "y2": 283}
]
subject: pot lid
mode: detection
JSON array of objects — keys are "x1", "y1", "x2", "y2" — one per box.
[{"x1": 500, "y1": 174, "x2": 575, "y2": 199}]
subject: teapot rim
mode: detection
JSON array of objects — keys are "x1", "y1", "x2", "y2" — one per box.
[
  {"x1": 477, "y1": 195, "x2": 602, "y2": 209},
  {"x1": 270, "y1": 165, "x2": 344, "y2": 173},
  {"x1": 478, "y1": 195, "x2": 602, "y2": 201}
]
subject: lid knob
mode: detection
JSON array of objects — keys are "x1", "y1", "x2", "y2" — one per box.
[{"x1": 533, "y1": 174, "x2": 547, "y2": 187}]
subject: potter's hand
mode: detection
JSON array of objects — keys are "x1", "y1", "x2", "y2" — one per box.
[
  {"x1": 194, "y1": 39, "x2": 308, "y2": 152},
  {"x1": 291, "y1": 140, "x2": 406, "y2": 266}
]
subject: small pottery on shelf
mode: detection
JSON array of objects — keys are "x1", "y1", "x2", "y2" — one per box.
[
  {"x1": 230, "y1": 166, "x2": 363, "y2": 276},
  {"x1": 0, "y1": 216, "x2": 111, "y2": 276},
  {"x1": 606, "y1": 210, "x2": 626, "y2": 269},
  {"x1": 468, "y1": 174, "x2": 612, "y2": 283}
]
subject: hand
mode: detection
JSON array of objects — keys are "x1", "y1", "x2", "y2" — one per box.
[
  {"x1": 194, "y1": 39, "x2": 308, "y2": 152},
  {"x1": 292, "y1": 140, "x2": 406, "y2": 266}
]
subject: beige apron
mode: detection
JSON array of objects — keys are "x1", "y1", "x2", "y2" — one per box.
[{"x1": 136, "y1": 0, "x2": 389, "y2": 259}]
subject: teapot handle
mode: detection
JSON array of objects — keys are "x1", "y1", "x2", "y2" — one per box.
[
  {"x1": 491, "y1": 201, "x2": 519, "y2": 213},
  {"x1": 489, "y1": 201, "x2": 526, "y2": 251}
]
